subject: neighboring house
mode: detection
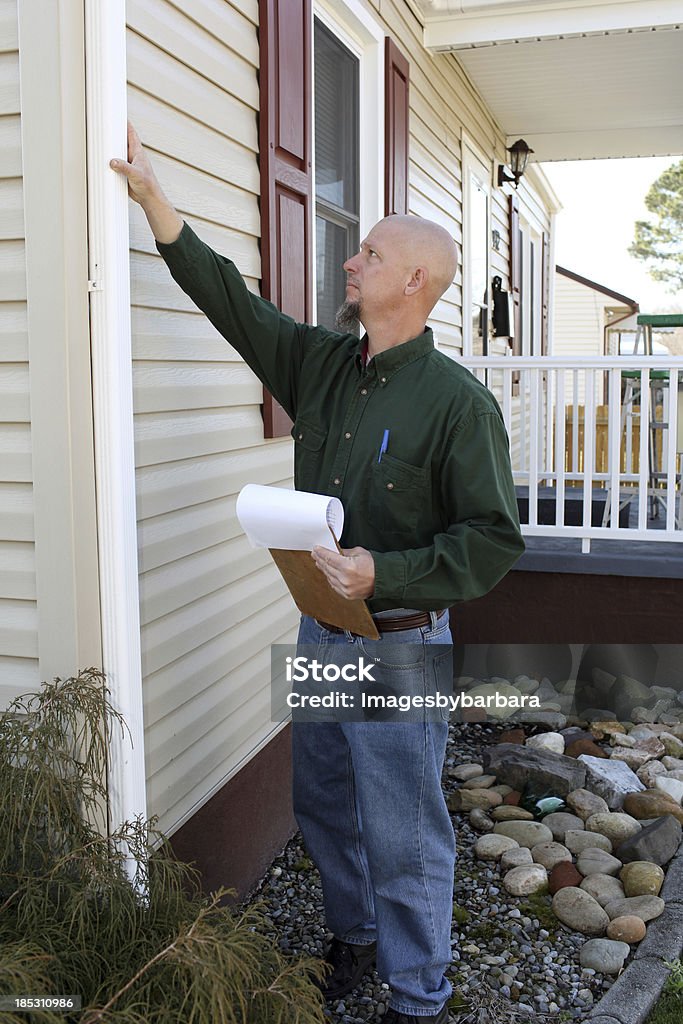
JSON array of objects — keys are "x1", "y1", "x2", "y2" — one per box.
[
  {"x1": 553, "y1": 266, "x2": 639, "y2": 404},
  {"x1": 2, "y1": 0, "x2": 681, "y2": 898},
  {"x1": 554, "y1": 267, "x2": 639, "y2": 360}
]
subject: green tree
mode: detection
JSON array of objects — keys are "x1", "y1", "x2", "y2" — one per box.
[{"x1": 630, "y1": 160, "x2": 683, "y2": 292}]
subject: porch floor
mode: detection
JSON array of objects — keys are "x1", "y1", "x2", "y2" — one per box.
[{"x1": 514, "y1": 485, "x2": 683, "y2": 578}]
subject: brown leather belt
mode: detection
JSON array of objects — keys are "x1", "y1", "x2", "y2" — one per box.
[{"x1": 316, "y1": 610, "x2": 446, "y2": 635}]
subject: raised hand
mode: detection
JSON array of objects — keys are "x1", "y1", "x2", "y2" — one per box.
[{"x1": 110, "y1": 122, "x2": 183, "y2": 244}]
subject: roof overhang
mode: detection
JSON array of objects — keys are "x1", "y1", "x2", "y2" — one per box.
[{"x1": 410, "y1": 0, "x2": 683, "y2": 161}]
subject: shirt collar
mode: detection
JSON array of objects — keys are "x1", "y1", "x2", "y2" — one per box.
[{"x1": 353, "y1": 328, "x2": 434, "y2": 379}]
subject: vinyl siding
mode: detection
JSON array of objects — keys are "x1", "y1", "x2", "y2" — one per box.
[
  {"x1": 553, "y1": 272, "x2": 607, "y2": 405},
  {"x1": 0, "y1": 0, "x2": 38, "y2": 706},
  {"x1": 126, "y1": 0, "x2": 294, "y2": 838},
  {"x1": 127, "y1": 0, "x2": 555, "y2": 838}
]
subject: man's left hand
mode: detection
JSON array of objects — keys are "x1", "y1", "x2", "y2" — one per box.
[{"x1": 311, "y1": 546, "x2": 375, "y2": 600}]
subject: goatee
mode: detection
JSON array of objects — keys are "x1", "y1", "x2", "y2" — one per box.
[{"x1": 335, "y1": 299, "x2": 361, "y2": 332}]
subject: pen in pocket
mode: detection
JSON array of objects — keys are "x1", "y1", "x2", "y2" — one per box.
[{"x1": 378, "y1": 429, "x2": 390, "y2": 463}]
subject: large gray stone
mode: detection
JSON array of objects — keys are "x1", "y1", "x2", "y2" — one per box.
[
  {"x1": 483, "y1": 742, "x2": 586, "y2": 796},
  {"x1": 604, "y1": 895, "x2": 665, "y2": 923},
  {"x1": 607, "y1": 674, "x2": 658, "y2": 721},
  {"x1": 577, "y1": 754, "x2": 646, "y2": 809},
  {"x1": 493, "y1": 820, "x2": 554, "y2": 848},
  {"x1": 552, "y1": 887, "x2": 609, "y2": 935},
  {"x1": 579, "y1": 937, "x2": 630, "y2": 974},
  {"x1": 542, "y1": 811, "x2": 585, "y2": 842},
  {"x1": 615, "y1": 814, "x2": 683, "y2": 866},
  {"x1": 580, "y1": 874, "x2": 625, "y2": 907}
]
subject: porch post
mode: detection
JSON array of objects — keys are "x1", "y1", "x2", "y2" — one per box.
[{"x1": 84, "y1": 0, "x2": 148, "y2": 863}]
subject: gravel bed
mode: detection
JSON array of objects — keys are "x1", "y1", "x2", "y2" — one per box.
[{"x1": 251, "y1": 722, "x2": 618, "y2": 1022}]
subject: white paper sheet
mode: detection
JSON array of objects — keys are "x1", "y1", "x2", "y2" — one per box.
[{"x1": 236, "y1": 484, "x2": 344, "y2": 552}]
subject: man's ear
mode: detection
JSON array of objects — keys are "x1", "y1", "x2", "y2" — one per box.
[{"x1": 404, "y1": 266, "x2": 428, "y2": 296}]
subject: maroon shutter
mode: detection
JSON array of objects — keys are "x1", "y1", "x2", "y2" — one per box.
[
  {"x1": 385, "y1": 38, "x2": 409, "y2": 216},
  {"x1": 259, "y1": 0, "x2": 313, "y2": 438},
  {"x1": 541, "y1": 229, "x2": 551, "y2": 356}
]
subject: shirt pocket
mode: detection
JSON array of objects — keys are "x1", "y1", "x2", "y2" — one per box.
[
  {"x1": 291, "y1": 417, "x2": 327, "y2": 492},
  {"x1": 368, "y1": 452, "x2": 428, "y2": 538}
]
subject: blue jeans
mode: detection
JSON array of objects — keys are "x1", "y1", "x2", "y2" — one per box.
[{"x1": 291, "y1": 611, "x2": 455, "y2": 1016}]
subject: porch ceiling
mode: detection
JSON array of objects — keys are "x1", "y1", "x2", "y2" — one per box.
[{"x1": 412, "y1": 1, "x2": 683, "y2": 161}]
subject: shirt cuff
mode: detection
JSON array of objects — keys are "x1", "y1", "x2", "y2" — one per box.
[
  {"x1": 155, "y1": 220, "x2": 199, "y2": 264},
  {"x1": 370, "y1": 551, "x2": 406, "y2": 602}
]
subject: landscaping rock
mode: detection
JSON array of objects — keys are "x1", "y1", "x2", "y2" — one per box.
[
  {"x1": 552, "y1": 887, "x2": 609, "y2": 935},
  {"x1": 483, "y1": 743, "x2": 586, "y2": 796},
  {"x1": 490, "y1": 805, "x2": 534, "y2": 821},
  {"x1": 530, "y1": 841, "x2": 572, "y2": 871},
  {"x1": 566, "y1": 738, "x2": 609, "y2": 759},
  {"x1": 449, "y1": 762, "x2": 484, "y2": 781},
  {"x1": 548, "y1": 860, "x2": 584, "y2": 894},
  {"x1": 526, "y1": 732, "x2": 565, "y2": 754},
  {"x1": 615, "y1": 814, "x2": 683, "y2": 866},
  {"x1": 604, "y1": 894, "x2": 665, "y2": 923},
  {"x1": 461, "y1": 774, "x2": 497, "y2": 789},
  {"x1": 585, "y1": 811, "x2": 642, "y2": 850},
  {"x1": 493, "y1": 820, "x2": 554, "y2": 848},
  {"x1": 589, "y1": 720, "x2": 626, "y2": 740},
  {"x1": 579, "y1": 938, "x2": 630, "y2": 974},
  {"x1": 607, "y1": 674, "x2": 657, "y2": 721},
  {"x1": 579, "y1": 874, "x2": 625, "y2": 907},
  {"x1": 502, "y1": 864, "x2": 549, "y2": 896},
  {"x1": 468, "y1": 808, "x2": 495, "y2": 833},
  {"x1": 541, "y1": 811, "x2": 585, "y2": 842},
  {"x1": 577, "y1": 755, "x2": 645, "y2": 809},
  {"x1": 606, "y1": 915, "x2": 647, "y2": 943},
  {"x1": 622, "y1": 789, "x2": 683, "y2": 823},
  {"x1": 608, "y1": 746, "x2": 655, "y2": 771},
  {"x1": 636, "y1": 760, "x2": 668, "y2": 787},
  {"x1": 564, "y1": 830, "x2": 613, "y2": 855},
  {"x1": 619, "y1": 861, "x2": 664, "y2": 897},
  {"x1": 654, "y1": 775, "x2": 683, "y2": 805},
  {"x1": 473, "y1": 834, "x2": 519, "y2": 861},
  {"x1": 576, "y1": 849, "x2": 623, "y2": 878},
  {"x1": 447, "y1": 788, "x2": 502, "y2": 812},
  {"x1": 566, "y1": 788, "x2": 609, "y2": 821},
  {"x1": 500, "y1": 846, "x2": 533, "y2": 870},
  {"x1": 659, "y1": 732, "x2": 683, "y2": 758}
]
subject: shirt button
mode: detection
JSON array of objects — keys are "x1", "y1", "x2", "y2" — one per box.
[
  {"x1": 298, "y1": 433, "x2": 303, "y2": 440},
  {"x1": 334, "y1": 477, "x2": 341, "y2": 486},
  {"x1": 386, "y1": 482, "x2": 394, "y2": 490},
  {"x1": 380, "y1": 377, "x2": 387, "y2": 384},
  {"x1": 344, "y1": 432, "x2": 351, "y2": 440},
  {"x1": 360, "y1": 388, "x2": 368, "y2": 396}
]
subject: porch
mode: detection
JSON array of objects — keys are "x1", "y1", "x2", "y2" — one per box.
[{"x1": 457, "y1": 356, "x2": 683, "y2": 620}]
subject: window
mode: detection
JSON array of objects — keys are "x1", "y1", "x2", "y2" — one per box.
[{"x1": 314, "y1": 19, "x2": 360, "y2": 329}]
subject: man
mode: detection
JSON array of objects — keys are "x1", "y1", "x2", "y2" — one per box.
[{"x1": 111, "y1": 123, "x2": 524, "y2": 1024}]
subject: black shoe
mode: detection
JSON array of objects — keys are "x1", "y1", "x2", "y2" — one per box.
[
  {"x1": 383, "y1": 1005, "x2": 449, "y2": 1024},
  {"x1": 316, "y1": 936, "x2": 377, "y2": 1000}
]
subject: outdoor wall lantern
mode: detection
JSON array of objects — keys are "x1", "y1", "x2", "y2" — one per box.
[{"x1": 497, "y1": 139, "x2": 534, "y2": 188}]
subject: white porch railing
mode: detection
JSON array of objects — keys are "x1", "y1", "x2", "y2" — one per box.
[{"x1": 459, "y1": 356, "x2": 683, "y2": 552}]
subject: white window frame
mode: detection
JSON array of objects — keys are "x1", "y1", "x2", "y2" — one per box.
[
  {"x1": 312, "y1": 0, "x2": 384, "y2": 322},
  {"x1": 519, "y1": 214, "x2": 543, "y2": 356},
  {"x1": 461, "y1": 137, "x2": 493, "y2": 356}
]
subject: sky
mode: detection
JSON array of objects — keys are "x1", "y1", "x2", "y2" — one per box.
[{"x1": 541, "y1": 156, "x2": 683, "y2": 314}]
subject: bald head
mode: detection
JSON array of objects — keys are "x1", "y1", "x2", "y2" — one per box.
[{"x1": 377, "y1": 214, "x2": 458, "y2": 309}]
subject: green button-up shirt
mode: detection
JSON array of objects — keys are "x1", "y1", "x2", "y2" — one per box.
[{"x1": 157, "y1": 222, "x2": 524, "y2": 612}]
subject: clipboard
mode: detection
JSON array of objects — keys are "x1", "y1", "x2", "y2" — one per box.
[
  {"x1": 270, "y1": 529, "x2": 380, "y2": 639},
  {"x1": 236, "y1": 484, "x2": 380, "y2": 639}
]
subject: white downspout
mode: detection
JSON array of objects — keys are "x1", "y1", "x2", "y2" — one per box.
[{"x1": 84, "y1": 0, "x2": 148, "y2": 871}]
